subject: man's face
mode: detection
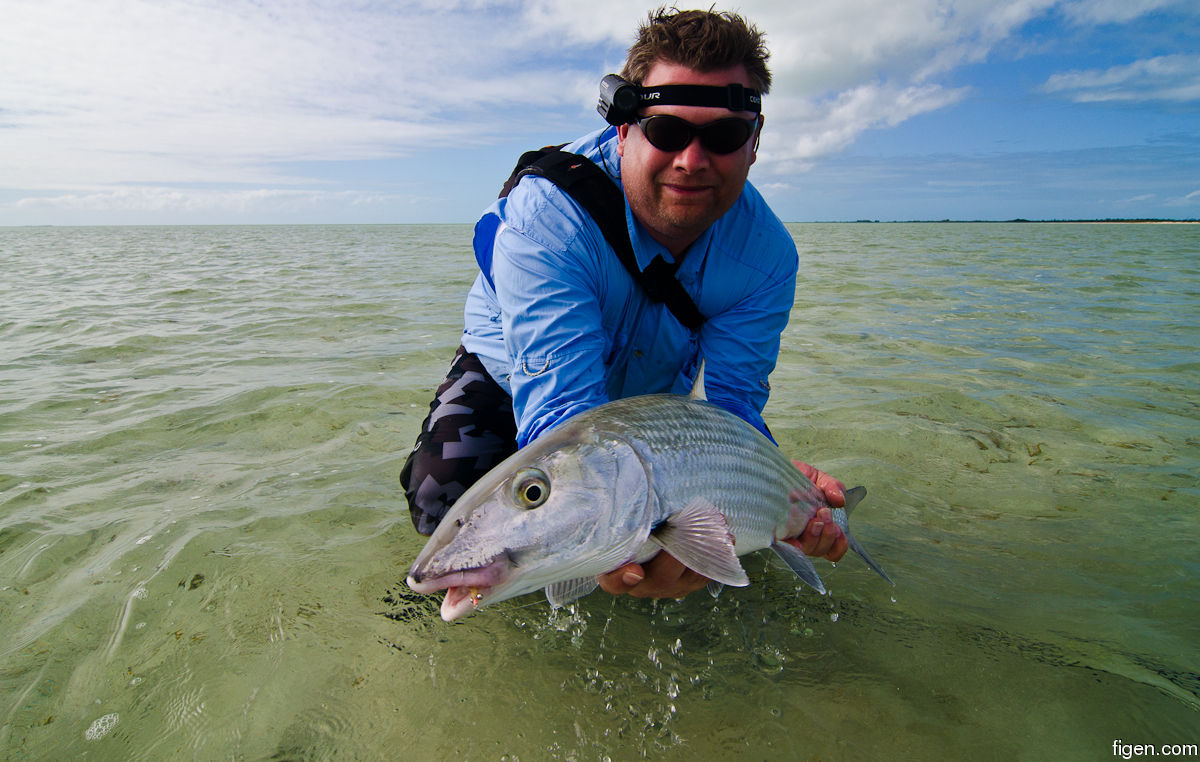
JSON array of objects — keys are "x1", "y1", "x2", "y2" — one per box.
[{"x1": 617, "y1": 61, "x2": 761, "y2": 255}]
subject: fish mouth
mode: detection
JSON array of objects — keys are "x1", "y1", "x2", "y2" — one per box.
[
  {"x1": 440, "y1": 585, "x2": 491, "y2": 621},
  {"x1": 406, "y1": 559, "x2": 511, "y2": 622}
]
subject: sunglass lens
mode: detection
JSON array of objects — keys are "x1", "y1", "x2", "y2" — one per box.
[
  {"x1": 643, "y1": 117, "x2": 691, "y2": 152},
  {"x1": 701, "y1": 119, "x2": 753, "y2": 154}
]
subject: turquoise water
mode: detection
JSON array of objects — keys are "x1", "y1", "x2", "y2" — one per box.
[{"x1": 1, "y1": 223, "x2": 1196, "y2": 760}]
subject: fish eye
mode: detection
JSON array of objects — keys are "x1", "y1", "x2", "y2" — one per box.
[{"x1": 511, "y1": 468, "x2": 550, "y2": 509}]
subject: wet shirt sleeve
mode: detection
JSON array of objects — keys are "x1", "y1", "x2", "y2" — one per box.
[
  {"x1": 687, "y1": 194, "x2": 799, "y2": 442},
  {"x1": 697, "y1": 266, "x2": 795, "y2": 442},
  {"x1": 489, "y1": 179, "x2": 614, "y2": 447}
]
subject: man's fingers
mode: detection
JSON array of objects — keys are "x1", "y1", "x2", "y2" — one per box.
[
  {"x1": 789, "y1": 506, "x2": 851, "y2": 562},
  {"x1": 815, "y1": 472, "x2": 846, "y2": 507},
  {"x1": 792, "y1": 460, "x2": 846, "y2": 507},
  {"x1": 599, "y1": 554, "x2": 710, "y2": 599},
  {"x1": 597, "y1": 563, "x2": 644, "y2": 594}
]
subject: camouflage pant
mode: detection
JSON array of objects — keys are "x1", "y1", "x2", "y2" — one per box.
[{"x1": 400, "y1": 346, "x2": 518, "y2": 536}]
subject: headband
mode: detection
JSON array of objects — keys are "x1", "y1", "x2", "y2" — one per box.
[{"x1": 598, "y1": 74, "x2": 762, "y2": 126}]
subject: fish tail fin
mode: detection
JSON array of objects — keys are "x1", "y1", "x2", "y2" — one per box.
[
  {"x1": 843, "y1": 485, "x2": 867, "y2": 513},
  {"x1": 836, "y1": 486, "x2": 895, "y2": 586},
  {"x1": 847, "y1": 534, "x2": 895, "y2": 586}
]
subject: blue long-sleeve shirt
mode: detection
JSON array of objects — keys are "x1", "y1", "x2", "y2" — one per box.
[{"x1": 462, "y1": 125, "x2": 798, "y2": 447}]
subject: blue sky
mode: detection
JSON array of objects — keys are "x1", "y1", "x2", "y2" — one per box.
[{"x1": 1, "y1": 0, "x2": 1197, "y2": 225}]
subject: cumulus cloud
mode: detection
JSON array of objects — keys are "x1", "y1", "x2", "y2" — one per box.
[{"x1": 1041, "y1": 54, "x2": 1200, "y2": 102}]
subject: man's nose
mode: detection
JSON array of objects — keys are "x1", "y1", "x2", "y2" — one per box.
[{"x1": 672, "y1": 134, "x2": 712, "y2": 171}]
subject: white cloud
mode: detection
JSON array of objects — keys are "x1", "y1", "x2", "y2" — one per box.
[
  {"x1": 1167, "y1": 189, "x2": 1200, "y2": 207},
  {"x1": 763, "y1": 81, "x2": 969, "y2": 166},
  {"x1": 0, "y1": 0, "x2": 593, "y2": 192},
  {"x1": 749, "y1": 0, "x2": 1057, "y2": 89},
  {"x1": 1060, "y1": 0, "x2": 1191, "y2": 25},
  {"x1": 1041, "y1": 55, "x2": 1200, "y2": 102}
]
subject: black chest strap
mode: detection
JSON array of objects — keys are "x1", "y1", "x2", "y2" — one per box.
[{"x1": 500, "y1": 146, "x2": 706, "y2": 332}]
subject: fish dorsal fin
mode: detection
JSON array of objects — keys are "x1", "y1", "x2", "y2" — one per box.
[
  {"x1": 545, "y1": 577, "x2": 599, "y2": 608},
  {"x1": 650, "y1": 497, "x2": 749, "y2": 587},
  {"x1": 688, "y1": 358, "x2": 707, "y2": 401},
  {"x1": 769, "y1": 540, "x2": 827, "y2": 595}
]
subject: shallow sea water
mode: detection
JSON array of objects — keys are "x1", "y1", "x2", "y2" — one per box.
[{"x1": 1, "y1": 222, "x2": 1196, "y2": 760}]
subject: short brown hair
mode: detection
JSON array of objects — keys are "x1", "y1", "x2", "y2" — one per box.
[{"x1": 620, "y1": 7, "x2": 772, "y2": 94}]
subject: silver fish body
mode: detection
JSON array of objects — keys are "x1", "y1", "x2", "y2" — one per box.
[{"x1": 407, "y1": 391, "x2": 892, "y2": 621}]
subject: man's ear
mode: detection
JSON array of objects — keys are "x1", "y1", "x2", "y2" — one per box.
[{"x1": 616, "y1": 123, "x2": 631, "y2": 157}]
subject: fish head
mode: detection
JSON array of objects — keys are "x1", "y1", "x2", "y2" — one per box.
[{"x1": 406, "y1": 422, "x2": 653, "y2": 620}]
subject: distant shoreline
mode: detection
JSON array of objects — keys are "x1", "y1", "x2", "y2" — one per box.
[
  {"x1": 831, "y1": 218, "x2": 1199, "y2": 224},
  {"x1": 4, "y1": 218, "x2": 1198, "y2": 228}
]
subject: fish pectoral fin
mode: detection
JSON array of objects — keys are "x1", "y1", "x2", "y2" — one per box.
[
  {"x1": 545, "y1": 577, "x2": 599, "y2": 608},
  {"x1": 706, "y1": 581, "x2": 725, "y2": 599},
  {"x1": 769, "y1": 540, "x2": 827, "y2": 595},
  {"x1": 651, "y1": 498, "x2": 749, "y2": 587}
]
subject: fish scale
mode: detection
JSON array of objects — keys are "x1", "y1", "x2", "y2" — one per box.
[{"x1": 576, "y1": 394, "x2": 812, "y2": 547}]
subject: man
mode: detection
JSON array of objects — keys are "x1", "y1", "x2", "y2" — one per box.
[{"x1": 401, "y1": 8, "x2": 849, "y2": 600}]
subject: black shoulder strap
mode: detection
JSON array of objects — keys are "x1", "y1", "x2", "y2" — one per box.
[{"x1": 498, "y1": 147, "x2": 705, "y2": 331}]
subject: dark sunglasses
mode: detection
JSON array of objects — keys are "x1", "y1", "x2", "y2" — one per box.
[{"x1": 635, "y1": 114, "x2": 760, "y2": 155}]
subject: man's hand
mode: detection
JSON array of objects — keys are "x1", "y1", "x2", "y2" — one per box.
[
  {"x1": 786, "y1": 460, "x2": 849, "y2": 562},
  {"x1": 597, "y1": 552, "x2": 710, "y2": 599},
  {"x1": 598, "y1": 461, "x2": 849, "y2": 599}
]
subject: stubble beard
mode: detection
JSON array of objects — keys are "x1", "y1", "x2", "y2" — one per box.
[{"x1": 638, "y1": 175, "x2": 732, "y2": 252}]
